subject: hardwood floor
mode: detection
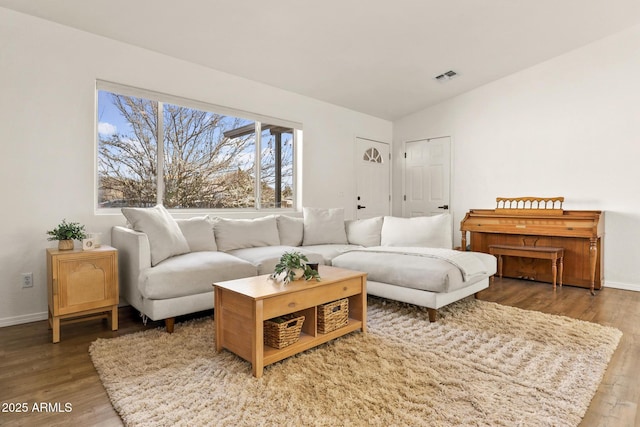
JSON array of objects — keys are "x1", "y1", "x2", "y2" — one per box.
[{"x1": 0, "y1": 279, "x2": 638, "y2": 426}]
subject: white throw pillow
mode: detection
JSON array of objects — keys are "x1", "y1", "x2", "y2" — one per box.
[
  {"x1": 302, "y1": 207, "x2": 348, "y2": 246},
  {"x1": 213, "y1": 216, "x2": 280, "y2": 252},
  {"x1": 176, "y1": 216, "x2": 217, "y2": 252},
  {"x1": 345, "y1": 217, "x2": 383, "y2": 247},
  {"x1": 381, "y1": 214, "x2": 452, "y2": 249},
  {"x1": 276, "y1": 215, "x2": 304, "y2": 247},
  {"x1": 121, "y1": 205, "x2": 190, "y2": 266}
]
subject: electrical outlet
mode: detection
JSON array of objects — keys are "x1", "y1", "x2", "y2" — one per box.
[{"x1": 21, "y1": 272, "x2": 33, "y2": 288}]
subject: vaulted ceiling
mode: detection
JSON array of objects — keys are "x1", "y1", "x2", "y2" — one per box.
[{"x1": 2, "y1": 0, "x2": 640, "y2": 120}]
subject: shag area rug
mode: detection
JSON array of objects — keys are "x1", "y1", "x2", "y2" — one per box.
[{"x1": 90, "y1": 298, "x2": 621, "y2": 427}]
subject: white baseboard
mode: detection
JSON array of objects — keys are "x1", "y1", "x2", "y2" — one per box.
[
  {"x1": 605, "y1": 281, "x2": 640, "y2": 292},
  {"x1": 0, "y1": 311, "x2": 48, "y2": 328}
]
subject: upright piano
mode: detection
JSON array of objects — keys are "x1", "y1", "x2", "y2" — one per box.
[{"x1": 460, "y1": 197, "x2": 604, "y2": 292}]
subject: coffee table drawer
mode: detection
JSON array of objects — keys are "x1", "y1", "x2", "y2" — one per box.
[{"x1": 262, "y1": 277, "x2": 363, "y2": 320}]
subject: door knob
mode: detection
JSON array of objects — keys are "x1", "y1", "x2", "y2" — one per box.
[
  {"x1": 357, "y1": 205, "x2": 366, "y2": 209},
  {"x1": 437, "y1": 205, "x2": 449, "y2": 210}
]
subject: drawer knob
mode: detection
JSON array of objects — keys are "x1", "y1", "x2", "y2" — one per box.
[
  {"x1": 288, "y1": 302, "x2": 296, "y2": 308},
  {"x1": 343, "y1": 286, "x2": 347, "y2": 291}
]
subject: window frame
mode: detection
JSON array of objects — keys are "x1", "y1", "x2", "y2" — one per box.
[{"x1": 95, "y1": 80, "x2": 301, "y2": 214}]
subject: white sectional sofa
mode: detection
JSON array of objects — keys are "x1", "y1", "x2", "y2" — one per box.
[{"x1": 111, "y1": 206, "x2": 496, "y2": 332}]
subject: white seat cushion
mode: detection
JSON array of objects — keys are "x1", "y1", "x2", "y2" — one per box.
[
  {"x1": 139, "y1": 251, "x2": 257, "y2": 299},
  {"x1": 229, "y1": 246, "x2": 325, "y2": 275},
  {"x1": 300, "y1": 244, "x2": 363, "y2": 265}
]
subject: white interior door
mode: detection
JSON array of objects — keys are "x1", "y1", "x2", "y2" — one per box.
[
  {"x1": 356, "y1": 138, "x2": 390, "y2": 219},
  {"x1": 404, "y1": 137, "x2": 451, "y2": 217}
]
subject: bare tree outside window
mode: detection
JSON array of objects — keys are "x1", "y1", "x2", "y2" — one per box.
[
  {"x1": 161, "y1": 102, "x2": 255, "y2": 208},
  {"x1": 98, "y1": 95, "x2": 158, "y2": 207},
  {"x1": 97, "y1": 90, "x2": 295, "y2": 209}
]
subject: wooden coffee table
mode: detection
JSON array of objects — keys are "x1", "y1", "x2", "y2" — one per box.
[{"x1": 213, "y1": 265, "x2": 367, "y2": 378}]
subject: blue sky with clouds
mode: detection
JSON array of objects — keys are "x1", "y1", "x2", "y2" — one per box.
[{"x1": 97, "y1": 90, "x2": 131, "y2": 138}]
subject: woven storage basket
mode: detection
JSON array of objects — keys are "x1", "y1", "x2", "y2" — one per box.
[
  {"x1": 318, "y1": 298, "x2": 349, "y2": 333},
  {"x1": 264, "y1": 314, "x2": 305, "y2": 349}
]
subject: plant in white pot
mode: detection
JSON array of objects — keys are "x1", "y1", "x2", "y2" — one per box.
[
  {"x1": 46, "y1": 219, "x2": 87, "y2": 250},
  {"x1": 270, "y1": 251, "x2": 320, "y2": 284}
]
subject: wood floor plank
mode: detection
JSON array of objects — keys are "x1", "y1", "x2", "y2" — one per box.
[{"x1": 0, "y1": 280, "x2": 637, "y2": 426}]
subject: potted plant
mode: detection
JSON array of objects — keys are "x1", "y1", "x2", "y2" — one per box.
[
  {"x1": 270, "y1": 251, "x2": 321, "y2": 284},
  {"x1": 46, "y1": 219, "x2": 87, "y2": 250}
]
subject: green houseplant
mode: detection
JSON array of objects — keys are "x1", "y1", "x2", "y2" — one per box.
[
  {"x1": 270, "y1": 251, "x2": 320, "y2": 284},
  {"x1": 46, "y1": 219, "x2": 87, "y2": 250}
]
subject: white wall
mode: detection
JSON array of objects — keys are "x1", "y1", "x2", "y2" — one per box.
[
  {"x1": 0, "y1": 8, "x2": 392, "y2": 326},
  {"x1": 393, "y1": 24, "x2": 640, "y2": 291}
]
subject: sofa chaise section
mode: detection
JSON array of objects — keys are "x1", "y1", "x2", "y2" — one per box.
[
  {"x1": 227, "y1": 246, "x2": 325, "y2": 275},
  {"x1": 332, "y1": 247, "x2": 496, "y2": 321}
]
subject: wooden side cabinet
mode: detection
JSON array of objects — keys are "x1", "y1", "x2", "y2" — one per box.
[{"x1": 46, "y1": 245, "x2": 119, "y2": 343}]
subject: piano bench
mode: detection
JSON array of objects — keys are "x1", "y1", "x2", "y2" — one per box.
[{"x1": 488, "y1": 245, "x2": 564, "y2": 290}]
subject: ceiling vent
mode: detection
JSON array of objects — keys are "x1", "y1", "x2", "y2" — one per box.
[{"x1": 434, "y1": 70, "x2": 458, "y2": 82}]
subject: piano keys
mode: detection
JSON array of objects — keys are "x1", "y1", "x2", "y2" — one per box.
[{"x1": 460, "y1": 197, "x2": 604, "y2": 294}]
